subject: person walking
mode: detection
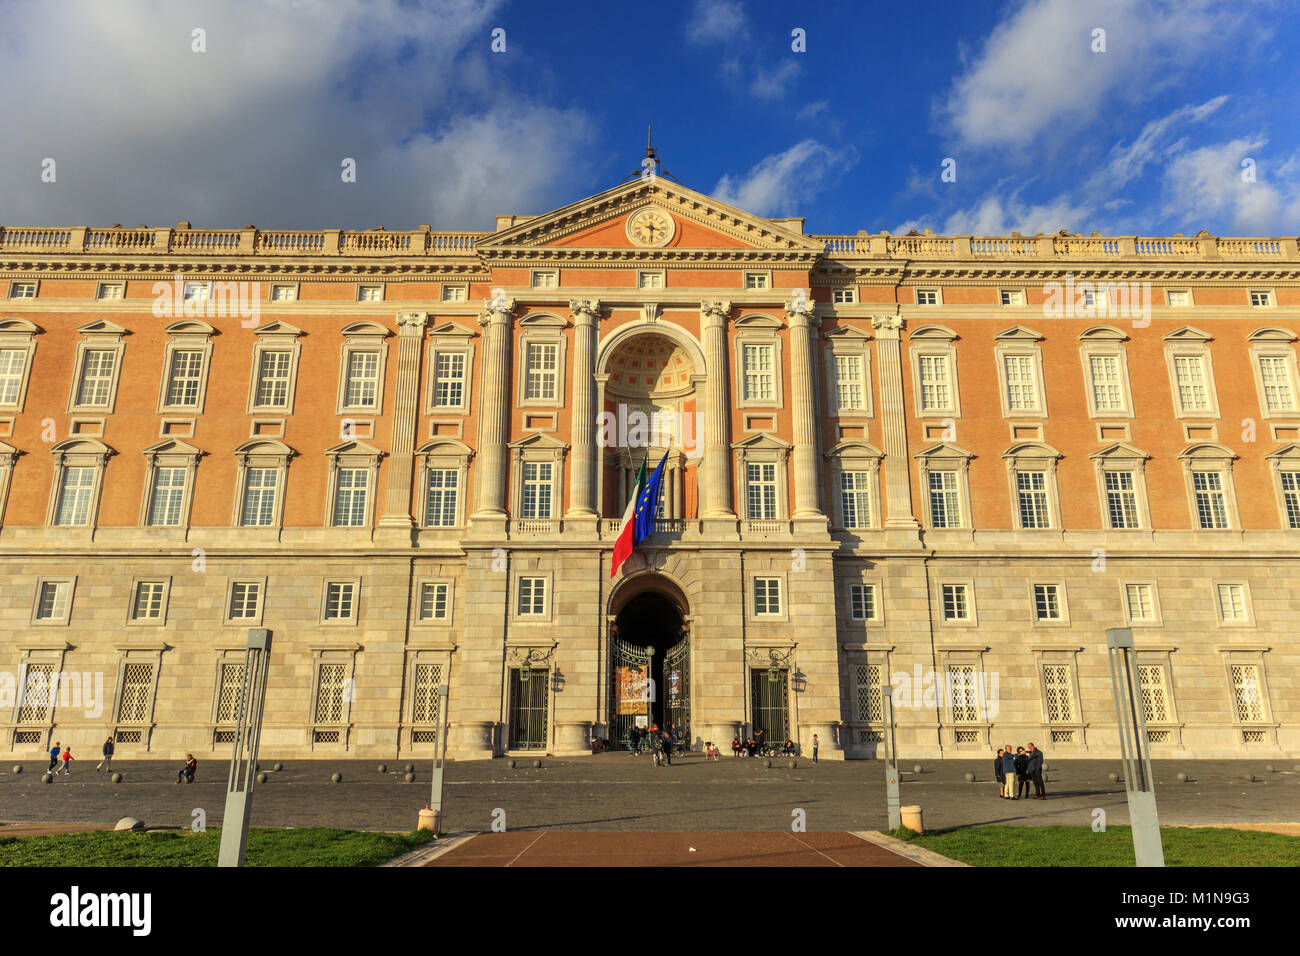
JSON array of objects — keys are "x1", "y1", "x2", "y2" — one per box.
[
  {"x1": 731, "y1": 736, "x2": 740, "y2": 758},
  {"x1": 48, "y1": 742, "x2": 61, "y2": 774},
  {"x1": 994, "y1": 748, "x2": 1006, "y2": 797},
  {"x1": 1026, "y1": 742, "x2": 1046, "y2": 799},
  {"x1": 96, "y1": 737, "x2": 114, "y2": 773},
  {"x1": 812, "y1": 733, "x2": 820, "y2": 763},
  {"x1": 55, "y1": 746, "x2": 74, "y2": 776},
  {"x1": 1014, "y1": 746, "x2": 1031, "y2": 799},
  {"x1": 1000, "y1": 745, "x2": 1018, "y2": 799},
  {"x1": 663, "y1": 727, "x2": 673, "y2": 766}
]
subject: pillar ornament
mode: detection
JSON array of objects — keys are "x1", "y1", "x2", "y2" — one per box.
[
  {"x1": 699, "y1": 298, "x2": 734, "y2": 518},
  {"x1": 396, "y1": 310, "x2": 430, "y2": 334},
  {"x1": 785, "y1": 289, "x2": 825, "y2": 520},
  {"x1": 643, "y1": 302, "x2": 661, "y2": 323},
  {"x1": 783, "y1": 290, "x2": 818, "y2": 327},
  {"x1": 569, "y1": 297, "x2": 601, "y2": 321},
  {"x1": 478, "y1": 294, "x2": 516, "y2": 326},
  {"x1": 567, "y1": 299, "x2": 601, "y2": 518},
  {"x1": 700, "y1": 299, "x2": 732, "y2": 322},
  {"x1": 871, "y1": 313, "x2": 903, "y2": 333},
  {"x1": 472, "y1": 295, "x2": 516, "y2": 520},
  {"x1": 379, "y1": 312, "x2": 429, "y2": 529},
  {"x1": 871, "y1": 311, "x2": 919, "y2": 529}
]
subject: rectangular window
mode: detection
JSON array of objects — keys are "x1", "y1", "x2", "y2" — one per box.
[
  {"x1": 834, "y1": 354, "x2": 864, "y2": 410},
  {"x1": 419, "y1": 582, "x2": 450, "y2": 621},
  {"x1": 743, "y1": 344, "x2": 775, "y2": 401},
  {"x1": 270, "y1": 284, "x2": 297, "y2": 301},
  {"x1": 132, "y1": 582, "x2": 165, "y2": 620},
  {"x1": 332, "y1": 468, "x2": 369, "y2": 526},
  {"x1": 254, "y1": 350, "x2": 293, "y2": 407},
  {"x1": 524, "y1": 343, "x2": 558, "y2": 401},
  {"x1": 941, "y1": 584, "x2": 970, "y2": 621},
  {"x1": 357, "y1": 285, "x2": 383, "y2": 301},
  {"x1": 324, "y1": 582, "x2": 356, "y2": 620},
  {"x1": 55, "y1": 466, "x2": 95, "y2": 525},
  {"x1": 1033, "y1": 584, "x2": 1062, "y2": 621},
  {"x1": 97, "y1": 282, "x2": 125, "y2": 300},
  {"x1": 517, "y1": 577, "x2": 546, "y2": 615},
  {"x1": 1104, "y1": 471, "x2": 1139, "y2": 528},
  {"x1": 918, "y1": 355, "x2": 951, "y2": 411},
  {"x1": 1281, "y1": 471, "x2": 1300, "y2": 529},
  {"x1": 117, "y1": 663, "x2": 154, "y2": 722},
  {"x1": 1017, "y1": 471, "x2": 1051, "y2": 528},
  {"x1": 1249, "y1": 290, "x2": 1274, "y2": 307},
  {"x1": 521, "y1": 462, "x2": 554, "y2": 519},
  {"x1": 746, "y1": 462, "x2": 777, "y2": 520},
  {"x1": 832, "y1": 288, "x2": 856, "y2": 304},
  {"x1": 1231, "y1": 664, "x2": 1264, "y2": 721},
  {"x1": 848, "y1": 584, "x2": 877, "y2": 621},
  {"x1": 148, "y1": 467, "x2": 187, "y2": 526},
  {"x1": 75, "y1": 350, "x2": 116, "y2": 406},
  {"x1": 440, "y1": 285, "x2": 467, "y2": 302},
  {"x1": 229, "y1": 582, "x2": 261, "y2": 619},
  {"x1": 164, "y1": 349, "x2": 204, "y2": 407},
  {"x1": 343, "y1": 351, "x2": 379, "y2": 408},
  {"x1": 839, "y1": 471, "x2": 872, "y2": 528},
  {"x1": 433, "y1": 352, "x2": 466, "y2": 407},
  {"x1": 0, "y1": 348, "x2": 27, "y2": 405},
  {"x1": 1166, "y1": 290, "x2": 1191, "y2": 307},
  {"x1": 637, "y1": 272, "x2": 664, "y2": 290},
  {"x1": 424, "y1": 469, "x2": 459, "y2": 527},
  {"x1": 949, "y1": 665, "x2": 979, "y2": 722},
  {"x1": 1192, "y1": 471, "x2": 1229, "y2": 528},
  {"x1": 1138, "y1": 665, "x2": 1170, "y2": 723},
  {"x1": 240, "y1": 468, "x2": 279, "y2": 526},
  {"x1": 1173, "y1": 355, "x2": 1210, "y2": 412},
  {"x1": 216, "y1": 662, "x2": 246, "y2": 723},
  {"x1": 1125, "y1": 584, "x2": 1155, "y2": 622},
  {"x1": 744, "y1": 273, "x2": 769, "y2": 290},
  {"x1": 36, "y1": 581, "x2": 70, "y2": 620},
  {"x1": 916, "y1": 289, "x2": 939, "y2": 306},
  {"x1": 1088, "y1": 354, "x2": 1124, "y2": 412},
  {"x1": 753, "y1": 577, "x2": 781, "y2": 615},
  {"x1": 9, "y1": 281, "x2": 37, "y2": 298},
  {"x1": 18, "y1": 663, "x2": 54, "y2": 722},
  {"x1": 314, "y1": 663, "x2": 347, "y2": 722},
  {"x1": 1216, "y1": 583, "x2": 1247, "y2": 622},
  {"x1": 412, "y1": 664, "x2": 444, "y2": 725},
  {"x1": 1003, "y1": 354, "x2": 1039, "y2": 411},
  {"x1": 928, "y1": 471, "x2": 960, "y2": 528},
  {"x1": 855, "y1": 664, "x2": 883, "y2": 721},
  {"x1": 1042, "y1": 664, "x2": 1076, "y2": 722},
  {"x1": 1258, "y1": 356, "x2": 1296, "y2": 412},
  {"x1": 530, "y1": 271, "x2": 558, "y2": 289},
  {"x1": 182, "y1": 282, "x2": 209, "y2": 301},
  {"x1": 999, "y1": 289, "x2": 1024, "y2": 306}
]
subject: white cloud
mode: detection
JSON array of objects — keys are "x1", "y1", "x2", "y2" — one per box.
[
  {"x1": 893, "y1": 183, "x2": 1095, "y2": 236},
  {"x1": 0, "y1": 0, "x2": 597, "y2": 229},
  {"x1": 750, "y1": 60, "x2": 801, "y2": 101},
  {"x1": 796, "y1": 101, "x2": 830, "y2": 123},
  {"x1": 1162, "y1": 138, "x2": 1300, "y2": 234},
  {"x1": 685, "y1": 0, "x2": 749, "y2": 46},
  {"x1": 713, "y1": 140, "x2": 857, "y2": 216},
  {"x1": 1099, "y1": 96, "x2": 1228, "y2": 188}
]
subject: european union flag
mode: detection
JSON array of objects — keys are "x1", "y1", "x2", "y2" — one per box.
[{"x1": 633, "y1": 452, "x2": 669, "y2": 543}]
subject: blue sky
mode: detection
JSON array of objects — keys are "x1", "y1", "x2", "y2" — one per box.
[{"x1": 1, "y1": 0, "x2": 1297, "y2": 237}]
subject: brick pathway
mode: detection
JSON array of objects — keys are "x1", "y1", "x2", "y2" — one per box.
[{"x1": 425, "y1": 831, "x2": 922, "y2": 867}]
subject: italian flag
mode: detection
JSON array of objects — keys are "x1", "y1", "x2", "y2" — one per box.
[{"x1": 610, "y1": 456, "x2": 647, "y2": 578}]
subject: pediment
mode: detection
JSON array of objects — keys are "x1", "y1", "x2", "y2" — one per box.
[
  {"x1": 1265, "y1": 441, "x2": 1300, "y2": 460},
  {"x1": 518, "y1": 312, "x2": 568, "y2": 329},
  {"x1": 732, "y1": 432, "x2": 792, "y2": 451},
  {"x1": 164, "y1": 320, "x2": 216, "y2": 336},
  {"x1": 909, "y1": 325, "x2": 958, "y2": 341},
  {"x1": 734, "y1": 313, "x2": 783, "y2": 330},
  {"x1": 141, "y1": 439, "x2": 202, "y2": 457},
  {"x1": 427, "y1": 321, "x2": 478, "y2": 339},
  {"x1": 508, "y1": 432, "x2": 569, "y2": 451},
  {"x1": 915, "y1": 442, "x2": 974, "y2": 460},
  {"x1": 823, "y1": 325, "x2": 872, "y2": 342},
  {"x1": 1078, "y1": 325, "x2": 1128, "y2": 342},
  {"x1": 324, "y1": 440, "x2": 385, "y2": 459},
  {"x1": 76, "y1": 319, "x2": 129, "y2": 337},
  {"x1": 476, "y1": 180, "x2": 825, "y2": 255},
  {"x1": 827, "y1": 439, "x2": 884, "y2": 458},
  {"x1": 995, "y1": 325, "x2": 1045, "y2": 342},
  {"x1": 340, "y1": 321, "x2": 391, "y2": 338},
  {"x1": 250, "y1": 320, "x2": 304, "y2": 337},
  {"x1": 1090, "y1": 441, "x2": 1150, "y2": 461},
  {"x1": 1164, "y1": 325, "x2": 1212, "y2": 343},
  {"x1": 0, "y1": 318, "x2": 41, "y2": 335},
  {"x1": 1248, "y1": 326, "x2": 1297, "y2": 343}
]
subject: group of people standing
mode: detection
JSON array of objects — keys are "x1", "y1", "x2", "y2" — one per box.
[
  {"x1": 995, "y1": 743, "x2": 1046, "y2": 799},
  {"x1": 625, "y1": 723, "x2": 681, "y2": 764}
]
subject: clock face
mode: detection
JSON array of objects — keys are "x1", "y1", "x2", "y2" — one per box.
[{"x1": 626, "y1": 206, "x2": 675, "y2": 247}]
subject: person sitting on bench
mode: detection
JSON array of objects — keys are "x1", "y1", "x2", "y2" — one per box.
[{"x1": 176, "y1": 753, "x2": 197, "y2": 784}]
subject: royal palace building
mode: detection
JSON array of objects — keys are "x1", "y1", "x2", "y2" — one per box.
[{"x1": 0, "y1": 176, "x2": 1297, "y2": 761}]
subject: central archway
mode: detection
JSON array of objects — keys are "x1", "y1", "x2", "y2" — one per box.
[{"x1": 609, "y1": 573, "x2": 691, "y2": 747}]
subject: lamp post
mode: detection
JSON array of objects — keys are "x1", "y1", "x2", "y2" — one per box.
[
  {"x1": 1106, "y1": 627, "x2": 1165, "y2": 867},
  {"x1": 882, "y1": 684, "x2": 901, "y2": 831},
  {"x1": 427, "y1": 685, "x2": 450, "y2": 836},
  {"x1": 218, "y1": 628, "x2": 272, "y2": 868}
]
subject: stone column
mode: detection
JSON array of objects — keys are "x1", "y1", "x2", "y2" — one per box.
[
  {"x1": 378, "y1": 310, "x2": 427, "y2": 532},
  {"x1": 784, "y1": 290, "x2": 826, "y2": 527},
  {"x1": 566, "y1": 298, "x2": 601, "y2": 523},
  {"x1": 470, "y1": 295, "x2": 515, "y2": 532},
  {"x1": 699, "y1": 299, "x2": 735, "y2": 519},
  {"x1": 872, "y1": 313, "x2": 920, "y2": 531}
]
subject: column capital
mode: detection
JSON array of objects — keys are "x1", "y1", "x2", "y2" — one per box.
[
  {"x1": 568, "y1": 297, "x2": 602, "y2": 323},
  {"x1": 871, "y1": 313, "x2": 904, "y2": 334},
  {"x1": 478, "y1": 295, "x2": 516, "y2": 327},
  {"x1": 700, "y1": 299, "x2": 732, "y2": 324},
  {"x1": 784, "y1": 289, "x2": 818, "y2": 328},
  {"x1": 396, "y1": 311, "x2": 429, "y2": 335}
]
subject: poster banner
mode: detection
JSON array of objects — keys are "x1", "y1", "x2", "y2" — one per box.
[{"x1": 616, "y1": 665, "x2": 649, "y2": 714}]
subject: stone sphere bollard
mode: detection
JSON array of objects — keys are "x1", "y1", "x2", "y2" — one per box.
[
  {"x1": 1107, "y1": 772, "x2": 1119, "y2": 783},
  {"x1": 11, "y1": 764, "x2": 21, "y2": 774},
  {"x1": 764, "y1": 759, "x2": 772, "y2": 769},
  {"x1": 1244, "y1": 772, "x2": 1256, "y2": 783},
  {"x1": 1264, "y1": 764, "x2": 1275, "y2": 773},
  {"x1": 273, "y1": 762, "x2": 283, "y2": 772},
  {"x1": 331, "y1": 772, "x2": 342, "y2": 783},
  {"x1": 404, "y1": 772, "x2": 416, "y2": 783},
  {"x1": 964, "y1": 772, "x2": 975, "y2": 783},
  {"x1": 788, "y1": 760, "x2": 797, "y2": 769},
  {"x1": 41, "y1": 772, "x2": 52, "y2": 783},
  {"x1": 377, "y1": 763, "x2": 387, "y2": 774},
  {"x1": 506, "y1": 759, "x2": 516, "y2": 768},
  {"x1": 913, "y1": 764, "x2": 923, "y2": 774},
  {"x1": 404, "y1": 763, "x2": 415, "y2": 773},
  {"x1": 257, "y1": 772, "x2": 268, "y2": 784},
  {"x1": 115, "y1": 817, "x2": 144, "y2": 831},
  {"x1": 111, "y1": 772, "x2": 123, "y2": 784},
  {"x1": 532, "y1": 759, "x2": 542, "y2": 769},
  {"x1": 1176, "y1": 772, "x2": 1188, "y2": 782}
]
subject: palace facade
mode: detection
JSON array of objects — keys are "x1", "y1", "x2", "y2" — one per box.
[{"x1": 0, "y1": 178, "x2": 1297, "y2": 761}]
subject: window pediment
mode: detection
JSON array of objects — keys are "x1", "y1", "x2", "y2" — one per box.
[
  {"x1": 1265, "y1": 441, "x2": 1300, "y2": 462},
  {"x1": 732, "y1": 431, "x2": 792, "y2": 452},
  {"x1": 51, "y1": 437, "x2": 113, "y2": 457},
  {"x1": 1090, "y1": 441, "x2": 1150, "y2": 462},
  {"x1": 0, "y1": 318, "x2": 41, "y2": 336},
  {"x1": 417, "y1": 438, "x2": 473, "y2": 460},
  {"x1": 518, "y1": 313, "x2": 567, "y2": 330},
  {"x1": 233, "y1": 438, "x2": 295, "y2": 460},
  {"x1": 75, "y1": 319, "x2": 129, "y2": 338},
  {"x1": 823, "y1": 325, "x2": 872, "y2": 342},
  {"x1": 915, "y1": 441, "x2": 974, "y2": 462},
  {"x1": 163, "y1": 320, "x2": 216, "y2": 336},
  {"x1": 427, "y1": 321, "x2": 477, "y2": 339},
  {"x1": 141, "y1": 439, "x2": 202, "y2": 459},
  {"x1": 509, "y1": 432, "x2": 569, "y2": 452},
  {"x1": 1248, "y1": 326, "x2": 1297, "y2": 343},
  {"x1": 826, "y1": 439, "x2": 884, "y2": 460},
  {"x1": 1178, "y1": 442, "x2": 1237, "y2": 462},
  {"x1": 1002, "y1": 441, "x2": 1062, "y2": 462},
  {"x1": 325, "y1": 440, "x2": 385, "y2": 464},
  {"x1": 250, "y1": 320, "x2": 304, "y2": 338},
  {"x1": 909, "y1": 325, "x2": 958, "y2": 341},
  {"x1": 340, "y1": 321, "x2": 391, "y2": 339},
  {"x1": 995, "y1": 325, "x2": 1045, "y2": 342},
  {"x1": 1078, "y1": 325, "x2": 1128, "y2": 342},
  {"x1": 1164, "y1": 325, "x2": 1212, "y2": 343},
  {"x1": 735, "y1": 313, "x2": 783, "y2": 330}
]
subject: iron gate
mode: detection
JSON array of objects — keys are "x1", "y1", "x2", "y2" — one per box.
[
  {"x1": 665, "y1": 635, "x2": 690, "y2": 745},
  {"x1": 507, "y1": 668, "x2": 549, "y2": 750},
  {"x1": 610, "y1": 633, "x2": 652, "y2": 744},
  {"x1": 751, "y1": 668, "x2": 789, "y2": 748}
]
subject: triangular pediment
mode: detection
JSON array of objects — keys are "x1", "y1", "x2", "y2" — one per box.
[
  {"x1": 1090, "y1": 441, "x2": 1150, "y2": 461},
  {"x1": 1164, "y1": 325, "x2": 1212, "y2": 343},
  {"x1": 508, "y1": 432, "x2": 569, "y2": 451},
  {"x1": 476, "y1": 180, "x2": 825, "y2": 256},
  {"x1": 731, "y1": 432, "x2": 792, "y2": 451},
  {"x1": 427, "y1": 321, "x2": 477, "y2": 339}
]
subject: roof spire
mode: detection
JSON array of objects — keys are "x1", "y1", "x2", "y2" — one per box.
[{"x1": 620, "y1": 124, "x2": 682, "y2": 185}]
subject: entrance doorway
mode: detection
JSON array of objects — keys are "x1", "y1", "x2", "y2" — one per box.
[
  {"x1": 611, "y1": 590, "x2": 689, "y2": 745},
  {"x1": 750, "y1": 668, "x2": 789, "y2": 750},
  {"x1": 507, "y1": 667, "x2": 549, "y2": 750}
]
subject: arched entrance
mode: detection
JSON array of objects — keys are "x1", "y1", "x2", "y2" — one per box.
[{"x1": 609, "y1": 574, "x2": 690, "y2": 746}]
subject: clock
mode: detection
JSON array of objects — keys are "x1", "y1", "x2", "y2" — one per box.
[{"x1": 626, "y1": 206, "x2": 675, "y2": 247}]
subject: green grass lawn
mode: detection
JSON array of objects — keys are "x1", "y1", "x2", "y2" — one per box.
[
  {"x1": 0, "y1": 827, "x2": 437, "y2": 867},
  {"x1": 890, "y1": 825, "x2": 1300, "y2": 867}
]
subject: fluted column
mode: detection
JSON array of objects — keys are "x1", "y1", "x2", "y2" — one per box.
[
  {"x1": 699, "y1": 299, "x2": 735, "y2": 518},
  {"x1": 872, "y1": 313, "x2": 920, "y2": 529},
  {"x1": 785, "y1": 290, "x2": 825, "y2": 520},
  {"x1": 378, "y1": 310, "x2": 427, "y2": 529},
  {"x1": 566, "y1": 298, "x2": 600, "y2": 520},
  {"x1": 471, "y1": 295, "x2": 515, "y2": 523}
]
